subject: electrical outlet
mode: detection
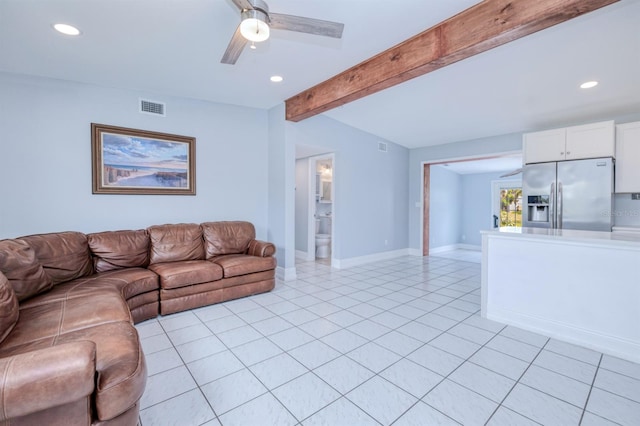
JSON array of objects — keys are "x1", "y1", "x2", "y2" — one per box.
[
  {"x1": 632, "y1": 193, "x2": 640, "y2": 200},
  {"x1": 384, "y1": 239, "x2": 388, "y2": 245}
]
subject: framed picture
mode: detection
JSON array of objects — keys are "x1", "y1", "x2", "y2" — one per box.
[{"x1": 91, "y1": 123, "x2": 196, "y2": 195}]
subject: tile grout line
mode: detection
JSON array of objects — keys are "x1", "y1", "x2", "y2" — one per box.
[
  {"x1": 578, "y1": 353, "x2": 603, "y2": 425},
  {"x1": 136, "y1": 318, "x2": 218, "y2": 425},
  {"x1": 157, "y1": 314, "x2": 221, "y2": 425},
  {"x1": 483, "y1": 337, "x2": 550, "y2": 425}
]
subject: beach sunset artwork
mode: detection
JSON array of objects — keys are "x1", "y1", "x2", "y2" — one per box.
[
  {"x1": 102, "y1": 133, "x2": 189, "y2": 188},
  {"x1": 92, "y1": 124, "x2": 195, "y2": 195}
]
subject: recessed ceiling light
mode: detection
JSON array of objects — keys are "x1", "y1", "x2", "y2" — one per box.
[
  {"x1": 53, "y1": 23, "x2": 81, "y2": 36},
  {"x1": 580, "y1": 81, "x2": 598, "y2": 89},
  {"x1": 270, "y1": 75, "x2": 283, "y2": 83}
]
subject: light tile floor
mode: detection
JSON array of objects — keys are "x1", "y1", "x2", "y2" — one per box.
[{"x1": 135, "y1": 251, "x2": 640, "y2": 425}]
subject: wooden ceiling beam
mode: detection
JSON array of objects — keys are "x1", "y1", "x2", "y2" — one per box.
[{"x1": 285, "y1": 0, "x2": 619, "y2": 122}]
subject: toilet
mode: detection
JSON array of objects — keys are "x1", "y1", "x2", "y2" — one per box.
[{"x1": 315, "y1": 218, "x2": 331, "y2": 259}]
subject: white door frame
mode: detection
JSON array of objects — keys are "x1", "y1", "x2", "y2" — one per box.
[
  {"x1": 491, "y1": 179, "x2": 522, "y2": 229},
  {"x1": 307, "y1": 153, "x2": 335, "y2": 264}
]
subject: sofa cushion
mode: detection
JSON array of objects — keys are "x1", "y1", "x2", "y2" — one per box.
[
  {"x1": 88, "y1": 230, "x2": 150, "y2": 273},
  {"x1": 159, "y1": 270, "x2": 274, "y2": 301},
  {"x1": 0, "y1": 239, "x2": 52, "y2": 301},
  {"x1": 0, "y1": 321, "x2": 146, "y2": 422},
  {"x1": 147, "y1": 223, "x2": 204, "y2": 264},
  {"x1": 95, "y1": 268, "x2": 159, "y2": 300},
  {"x1": 20, "y1": 232, "x2": 93, "y2": 285},
  {"x1": 17, "y1": 270, "x2": 157, "y2": 310},
  {"x1": 149, "y1": 260, "x2": 223, "y2": 290},
  {"x1": 2, "y1": 286, "x2": 131, "y2": 350},
  {"x1": 0, "y1": 272, "x2": 19, "y2": 343},
  {"x1": 211, "y1": 254, "x2": 277, "y2": 278},
  {"x1": 202, "y1": 221, "x2": 256, "y2": 258}
]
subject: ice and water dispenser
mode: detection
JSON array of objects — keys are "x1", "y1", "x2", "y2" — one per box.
[{"x1": 527, "y1": 195, "x2": 550, "y2": 223}]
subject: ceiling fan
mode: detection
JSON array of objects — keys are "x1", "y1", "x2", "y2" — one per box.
[{"x1": 221, "y1": 0, "x2": 344, "y2": 65}]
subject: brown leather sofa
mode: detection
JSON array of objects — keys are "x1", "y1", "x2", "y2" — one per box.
[{"x1": 0, "y1": 221, "x2": 276, "y2": 425}]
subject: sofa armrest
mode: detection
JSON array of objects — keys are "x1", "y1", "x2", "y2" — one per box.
[
  {"x1": 0, "y1": 341, "x2": 96, "y2": 420},
  {"x1": 247, "y1": 240, "x2": 276, "y2": 257}
]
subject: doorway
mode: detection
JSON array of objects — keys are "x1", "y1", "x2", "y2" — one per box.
[
  {"x1": 294, "y1": 145, "x2": 336, "y2": 266},
  {"x1": 307, "y1": 154, "x2": 335, "y2": 265},
  {"x1": 491, "y1": 180, "x2": 522, "y2": 229},
  {"x1": 421, "y1": 153, "x2": 522, "y2": 255}
]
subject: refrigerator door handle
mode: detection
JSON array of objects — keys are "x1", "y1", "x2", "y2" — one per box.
[
  {"x1": 558, "y1": 182, "x2": 563, "y2": 230},
  {"x1": 550, "y1": 182, "x2": 556, "y2": 229}
]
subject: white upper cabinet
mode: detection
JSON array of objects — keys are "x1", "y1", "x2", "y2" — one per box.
[
  {"x1": 523, "y1": 128, "x2": 566, "y2": 163},
  {"x1": 523, "y1": 120, "x2": 615, "y2": 164},
  {"x1": 566, "y1": 121, "x2": 615, "y2": 160},
  {"x1": 615, "y1": 121, "x2": 640, "y2": 193}
]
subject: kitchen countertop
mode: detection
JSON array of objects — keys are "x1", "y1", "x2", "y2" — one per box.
[
  {"x1": 612, "y1": 226, "x2": 640, "y2": 233},
  {"x1": 481, "y1": 226, "x2": 640, "y2": 245}
]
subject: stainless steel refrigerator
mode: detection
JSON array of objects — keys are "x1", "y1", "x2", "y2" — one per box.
[{"x1": 522, "y1": 158, "x2": 614, "y2": 231}]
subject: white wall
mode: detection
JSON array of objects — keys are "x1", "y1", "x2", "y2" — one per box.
[
  {"x1": 0, "y1": 73, "x2": 269, "y2": 239},
  {"x1": 287, "y1": 115, "x2": 410, "y2": 260},
  {"x1": 267, "y1": 112, "x2": 409, "y2": 268},
  {"x1": 429, "y1": 166, "x2": 462, "y2": 249},
  {"x1": 267, "y1": 104, "x2": 296, "y2": 273}
]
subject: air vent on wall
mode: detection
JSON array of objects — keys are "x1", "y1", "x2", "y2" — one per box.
[
  {"x1": 139, "y1": 99, "x2": 166, "y2": 116},
  {"x1": 378, "y1": 141, "x2": 388, "y2": 152}
]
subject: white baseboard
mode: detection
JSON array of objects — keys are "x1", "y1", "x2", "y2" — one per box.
[
  {"x1": 429, "y1": 244, "x2": 459, "y2": 254},
  {"x1": 429, "y1": 243, "x2": 481, "y2": 254},
  {"x1": 457, "y1": 244, "x2": 481, "y2": 251},
  {"x1": 332, "y1": 248, "x2": 410, "y2": 269},
  {"x1": 276, "y1": 266, "x2": 297, "y2": 281},
  {"x1": 295, "y1": 250, "x2": 308, "y2": 260},
  {"x1": 487, "y1": 307, "x2": 640, "y2": 364},
  {"x1": 408, "y1": 248, "x2": 422, "y2": 256}
]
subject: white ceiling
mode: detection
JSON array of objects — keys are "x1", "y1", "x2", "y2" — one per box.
[{"x1": 1, "y1": 0, "x2": 639, "y2": 150}]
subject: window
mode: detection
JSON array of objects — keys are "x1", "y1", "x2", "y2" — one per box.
[{"x1": 499, "y1": 188, "x2": 522, "y2": 228}]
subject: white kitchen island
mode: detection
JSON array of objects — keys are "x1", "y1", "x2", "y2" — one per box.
[{"x1": 481, "y1": 227, "x2": 640, "y2": 363}]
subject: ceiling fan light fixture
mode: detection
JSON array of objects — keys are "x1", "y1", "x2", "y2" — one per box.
[
  {"x1": 53, "y1": 23, "x2": 81, "y2": 36},
  {"x1": 580, "y1": 80, "x2": 598, "y2": 89},
  {"x1": 240, "y1": 9, "x2": 270, "y2": 42}
]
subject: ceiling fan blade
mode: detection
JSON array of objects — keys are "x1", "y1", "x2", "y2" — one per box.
[
  {"x1": 269, "y1": 13, "x2": 344, "y2": 38},
  {"x1": 499, "y1": 168, "x2": 523, "y2": 178},
  {"x1": 221, "y1": 25, "x2": 247, "y2": 65},
  {"x1": 231, "y1": 0, "x2": 253, "y2": 11}
]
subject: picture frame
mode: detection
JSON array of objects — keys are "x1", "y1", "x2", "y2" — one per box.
[{"x1": 91, "y1": 123, "x2": 196, "y2": 195}]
